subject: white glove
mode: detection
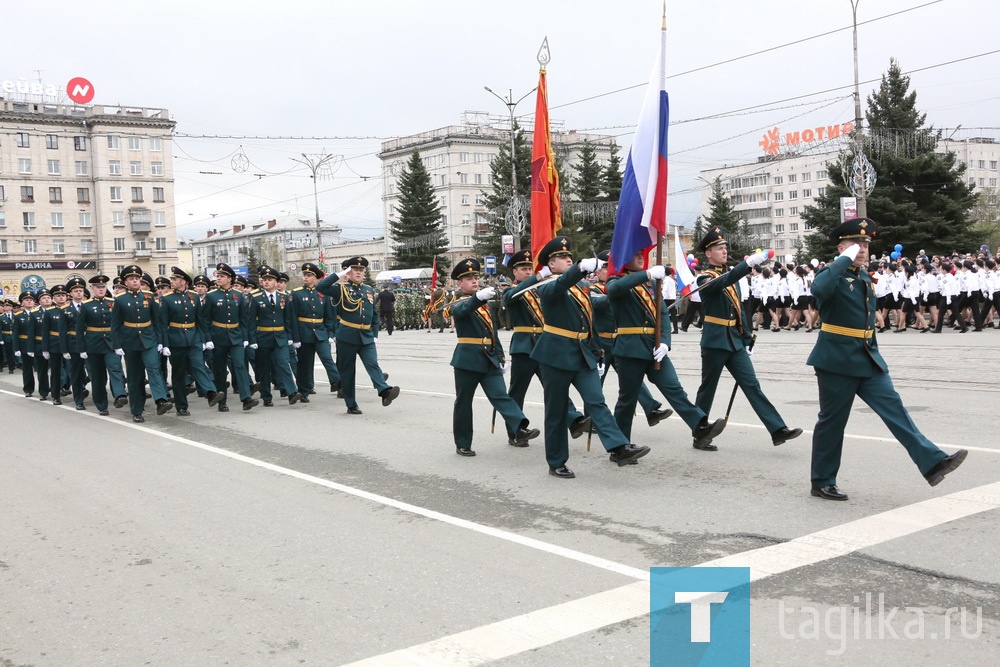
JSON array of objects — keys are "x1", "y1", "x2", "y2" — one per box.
[
  {"x1": 243, "y1": 341, "x2": 249, "y2": 347},
  {"x1": 204, "y1": 341, "x2": 215, "y2": 351},
  {"x1": 157, "y1": 344, "x2": 163, "y2": 353},
  {"x1": 63, "y1": 353, "x2": 71, "y2": 360},
  {"x1": 597, "y1": 363, "x2": 605, "y2": 376},
  {"x1": 161, "y1": 347, "x2": 172, "y2": 357},
  {"x1": 746, "y1": 347, "x2": 754, "y2": 358},
  {"x1": 293, "y1": 342, "x2": 301, "y2": 349},
  {"x1": 946, "y1": 297, "x2": 952, "y2": 306},
  {"x1": 14, "y1": 351, "x2": 20, "y2": 358},
  {"x1": 579, "y1": 258, "x2": 599, "y2": 273},
  {"x1": 653, "y1": 343, "x2": 669, "y2": 362},
  {"x1": 328, "y1": 338, "x2": 335, "y2": 345},
  {"x1": 79, "y1": 352, "x2": 87, "y2": 359},
  {"x1": 337, "y1": 268, "x2": 351, "y2": 279},
  {"x1": 912, "y1": 298, "x2": 918, "y2": 305},
  {"x1": 839, "y1": 244, "x2": 861, "y2": 262},
  {"x1": 115, "y1": 348, "x2": 125, "y2": 356},
  {"x1": 288, "y1": 339, "x2": 295, "y2": 346},
  {"x1": 27, "y1": 352, "x2": 34, "y2": 357},
  {"x1": 647, "y1": 265, "x2": 667, "y2": 281},
  {"x1": 501, "y1": 362, "x2": 509, "y2": 375},
  {"x1": 250, "y1": 343, "x2": 258, "y2": 350},
  {"x1": 537, "y1": 266, "x2": 552, "y2": 279},
  {"x1": 425, "y1": 294, "x2": 431, "y2": 301},
  {"x1": 476, "y1": 287, "x2": 496, "y2": 301},
  {"x1": 746, "y1": 249, "x2": 773, "y2": 267},
  {"x1": 42, "y1": 351, "x2": 50, "y2": 360}
]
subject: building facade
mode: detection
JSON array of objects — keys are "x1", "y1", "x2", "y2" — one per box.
[
  {"x1": 379, "y1": 112, "x2": 616, "y2": 267},
  {"x1": 0, "y1": 98, "x2": 178, "y2": 292}
]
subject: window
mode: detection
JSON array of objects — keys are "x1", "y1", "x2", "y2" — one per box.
[
  {"x1": 969, "y1": 177, "x2": 976, "y2": 186},
  {"x1": 47, "y1": 159, "x2": 60, "y2": 175},
  {"x1": 81, "y1": 239, "x2": 93, "y2": 254},
  {"x1": 439, "y1": 175, "x2": 447, "y2": 186},
  {"x1": 773, "y1": 176, "x2": 783, "y2": 185},
  {"x1": 991, "y1": 178, "x2": 998, "y2": 188},
  {"x1": 108, "y1": 160, "x2": 121, "y2": 175},
  {"x1": 817, "y1": 170, "x2": 828, "y2": 179},
  {"x1": 801, "y1": 172, "x2": 811, "y2": 182},
  {"x1": 991, "y1": 161, "x2": 998, "y2": 170},
  {"x1": 474, "y1": 153, "x2": 483, "y2": 163},
  {"x1": 21, "y1": 186, "x2": 34, "y2": 203},
  {"x1": 0, "y1": 212, "x2": 5, "y2": 228},
  {"x1": 128, "y1": 136, "x2": 141, "y2": 150},
  {"x1": 24, "y1": 239, "x2": 37, "y2": 253},
  {"x1": 462, "y1": 236, "x2": 471, "y2": 246},
  {"x1": 773, "y1": 192, "x2": 783, "y2": 201},
  {"x1": 978, "y1": 160, "x2": 986, "y2": 169},
  {"x1": 77, "y1": 188, "x2": 90, "y2": 203},
  {"x1": 157, "y1": 264, "x2": 167, "y2": 276},
  {"x1": 459, "y1": 173, "x2": 468, "y2": 184},
  {"x1": 155, "y1": 237, "x2": 167, "y2": 250},
  {"x1": 107, "y1": 135, "x2": 119, "y2": 149},
  {"x1": 789, "y1": 206, "x2": 799, "y2": 216},
  {"x1": 787, "y1": 174, "x2": 797, "y2": 183},
  {"x1": 79, "y1": 212, "x2": 92, "y2": 228},
  {"x1": 474, "y1": 173, "x2": 483, "y2": 185},
  {"x1": 461, "y1": 194, "x2": 470, "y2": 205},
  {"x1": 18, "y1": 158, "x2": 31, "y2": 173},
  {"x1": 459, "y1": 152, "x2": 468, "y2": 163},
  {"x1": 134, "y1": 238, "x2": 147, "y2": 250},
  {"x1": 16, "y1": 132, "x2": 30, "y2": 148},
  {"x1": 130, "y1": 161, "x2": 143, "y2": 176},
  {"x1": 51, "y1": 213, "x2": 64, "y2": 228},
  {"x1": 802, "y1": 188, "x2": 812, "y2": 198},
  {"x1": 152, "y1": 187, "x2": 165, "y2": 202},
  {"x1": 776, "y1": 239, "x2": 785, "y2": 249},
  {"x1": 46, "y1": 134, "x2": 58, "y2": 149},
  {"x1": 114, "y1": 238, "x2": 127, "y2": 252},
  {"x1": 438, "y1": 155, "x2": 446, "y2": 166},
  {"x1": 151, "y1": 161, "x2": 163, "y2": 176},
  {"x1": 110, "y1": 186, "x2": 122, "y2": 202},
  {"x1": 131, "y1": 187, "x2": 143, "y2": 202},
  {"x1": 0, "y1": 185, "x2": 3, "y2": 201},
  {"x1": 818, "y1": 187, "x2": 826, "y2": 196},
  {"x1": 790, "y1": 223, "x2": 799, "y2": 232},
  {"x1": 53, "y1": 239, "x2": 65, "y2": 254},
  {"x1": 788, "y1": 190, "x2": 798, "y2": 200},
  {"x1": 49, "y1": 187, "x2": 62, "y2": 203},
  {"x1": 76, "y1": 160, "x2": 89, "y2": 176},
  {"x1": 74, "y1": 136, "x2": 87, "y2": 151},
  {"x1": 774, "y1": 224, "x2": 785, "y2": 233},
  {"x1": 774, "y1": 208, "x2": 784, "y2": 217},
  {"x1": 0, "y1": 239, "x2": 6, "y2": 254},
  {"x1": 979, "y1": 178, "x2": 986, "y2": 187},
  {"x1": 112, "y1": 211, "x2": 125, "y2": 226},
  {"x1": 154, "y1": 211, "x2": 166, "y2": 227},
  {"x1": 475, "y1": 193, "x2": 484, "y2": 205},
  {"x1": 462, "y1": 214, "x2": 471, "y2": 226},
  {"x1": 149, "y1": 136, "x2": 162, "y2": 151}
]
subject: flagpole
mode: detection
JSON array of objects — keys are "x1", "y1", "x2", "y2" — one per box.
[{"x1": 653, "y1": 4, "x2": 667, "y2": 370}]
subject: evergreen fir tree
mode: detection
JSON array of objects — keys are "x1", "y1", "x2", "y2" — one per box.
[
  {"x1": 474, "y1": 123, "x2": 532, "y2": 257},
  {"x1": 602, "y1": 142, "x2": 623, "y2": 203},
  {"x1": 389, "y1": 149, "x2": 450, "y2": 271},
  {"x1": 803, "y1": 59, "x2": 977, "y2": 258},
  {"x1": 696, "y1": 177, "x2": 759, "y2": 259},
  {"x1": 570, "y1": 141, "x2": 603, "y2": 201}
]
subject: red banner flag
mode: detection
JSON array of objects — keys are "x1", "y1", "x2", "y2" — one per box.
[
  {"x1": 530, "y1": 66, "x2": 562, "y2": 269},
  {"x1": 430, "y1": 256, "x2": 438, "y2": 288}
]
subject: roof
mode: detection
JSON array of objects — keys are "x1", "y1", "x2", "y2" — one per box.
[{"x1": 375, "y1": 268, "x2": 432, "y2": 281}]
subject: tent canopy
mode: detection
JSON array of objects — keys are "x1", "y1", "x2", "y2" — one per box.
[{"x1": 374, "y1": 268, "x2": 432, "y2": 282}]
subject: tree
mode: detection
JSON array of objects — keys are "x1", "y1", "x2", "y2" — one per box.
[
  {"x1": 474, "y1": 122, "x2": 532, "y2": 257},
  {"x1": 570, "y1": 140, "x2": 604, "y2": 201},
  {"x1": 389, "y1": 149, "x2": 450, "y2": 271},
  {"x1": 602, "y1": 142, "x2": 623, "y2": 203},
  {"x1": 246, "y1": 247, "x2": 261, "y2": 284},
  {"x1": 696, "y1": 176, "x2": 760, "y2": 260},
  {"x1": 803, "y1": 59, "x2": 977, "y2": 258}
]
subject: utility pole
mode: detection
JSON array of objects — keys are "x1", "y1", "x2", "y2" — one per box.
[
  {"x1": 849, "y1": 0, "x2": 876, "y2": 216},
  {"x1": 484, "y1": 84, "x2": 535, "y2": 252},
  {"x1": 290, "y1": 152, "x2": 338, "y2": 268}
]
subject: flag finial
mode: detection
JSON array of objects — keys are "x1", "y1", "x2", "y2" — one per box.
[
  {"x1": 662, "y1": 2, "x2": 667, "y2": 30},
  {"x1": 537, "y1": 36, "x2": 550, "y2": 68}
]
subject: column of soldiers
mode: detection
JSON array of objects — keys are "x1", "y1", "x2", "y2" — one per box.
[{"x1": 3, "y1": 255, "x2": 400, "y2": 419}]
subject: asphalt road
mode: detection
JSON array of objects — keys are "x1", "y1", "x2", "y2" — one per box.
[{"x1": 1, "y1": 326, "x2": 998, "y2": 666}]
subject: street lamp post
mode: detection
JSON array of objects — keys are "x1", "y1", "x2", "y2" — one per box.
[
  {"x1": 849, "y1": 0, "x2": 876, "y2": 217},
  {"x1": 484, "y1": 84, "x2": 535, "y2": 252},
  {"x1": 290, "y1": 152, "x2": 338, "y2": 267}
]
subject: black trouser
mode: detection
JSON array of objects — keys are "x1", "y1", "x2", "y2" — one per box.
[
  {"x1": 663, "y1": 300, "x2": 678, "y2": 332},
  {"x1": 2, "y1": 338, "x2": 14, "y2": 371},
  {"x1": 959, "y1": 293, "x2": 984, "y2": 329},
  {"x1": 21, "y1": 354, "x2": 35, "y2": 394},
  {"x1": 934, "y1": 298, "x2": 966, "y2": 332},
  {"x1": 680, "y1": 302, "x2": 701, "y2": 331},
  {"x1": 380, "y1": 310, "x2": 394, "y2": 335}
]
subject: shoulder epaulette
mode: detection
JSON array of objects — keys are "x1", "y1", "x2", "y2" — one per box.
[
  {"x1": 207, "y1": 288, "x2": 220, "y2": 294},
  {"x1": 250, "y1": 289, "x2": 262, "y2": 296},
  {"x1": 292, "y1": 286, "x2": 305, "y2": 291}
]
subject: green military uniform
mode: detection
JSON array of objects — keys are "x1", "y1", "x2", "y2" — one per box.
[
  {"x1": 76, "y1": 275, "x2": 126, "y2": 414},
  {"x1": 530, "y1": 237, "x2": 649, "y2": 477},
  {"x1": 448, "y1": 258, "x2": 537, "y2": 455},
  {"x1": 289, "y1": 262, "x2": 340, "y2": 397},
  {"x1": 40, "y1": 285, "x2": 71, "y2": 405},
  {"x1": 28, "y1": 292, "x2": 51, "y2": 399},
  {"x1": 808, "y1": 218, "x2": 964, "y2": 499},
  {"x1": 62, "y1": 278, "x2": 90, "y2": 408},
  {"x1": 1, "y1": 300, "x2": 15, "y2": 372},
  {"x1": 157, "y1": 267, "x2": 221, "y2": 413},
  {"x1": 110, "y1": 266, "x2": 172, "y2": 420},
  {"x1": 693, "y1": 228, "x2": 791, "y2": 449},
  {"x1": 248, "y1": 265, "x2": 302, "y2": 406},
  {"x1": 12, "y1": 293, "x2": 36, "y2": 395},
  {"x1": 607, "y1": 268, "x2": 710, "y2": 440},
  {"x1": 316, "y1": 256, "x2": 396, "y2": 414},
  {"x1": 199, "y1": 262, "x2": 258, "y2": 410}
]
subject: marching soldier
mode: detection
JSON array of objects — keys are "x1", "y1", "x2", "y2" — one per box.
[
  {"x1": 199, "y1": 262, "x2": 259, "y2": 412},
  {"x1": 530, "y1": 236, "x2": 650, "y2": 479},
  {"x1": 692, "y1": 228, "x2": 801, "y2": 451},
  {"x1": 317, "y1": 256, "x2": 398, "y2": 414},
  {"x1": 606, "y1": 251, "x2": 727, "y2": 446},
  {"x1": 157, "y1": 267, "x2": 224, "y2": 415},
  {"x1": 289, "y1": 263, "x2": 341, "y2": 400},
  {"x1": 111, "y1": 265, "x2": 174, "y2": 422},
  {"x1": 76, "y1": 275, "x2": 127, "y2": 415},
  {"x1": 808, "y1": 218, "x2": 967, "y2": 500},
  {"x1": 1, "y1": 298, "x2": 15, "y2": 373},
  {"x1": 248, "y1": 265, "x2": 303, "y2": 407},
  {"x1": 64, "y1": 278, "x2": 90, "y2": 409},
  {"x1": 447, "y1": 258, "x2": 540, "y2": 455},
  {"x1": 29, "y1": 289, "x2": 52, "y2": 401},
  {"x1": 12, "y1": 292, "x2": 36, "y2": 396},
  {"x1": 502, "y1": 249, "x2": 591, "y2": 445}
]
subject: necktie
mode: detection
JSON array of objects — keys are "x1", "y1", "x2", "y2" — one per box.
[{"x1": 269, "y1": 293, "x2": 275, "y2": 307}]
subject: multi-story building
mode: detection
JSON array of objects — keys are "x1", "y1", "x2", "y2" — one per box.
[
  {"x1": 699, "y1": 130, "x2": 999, "y2": 263},
  {"x1": 0, "y1": 97, "x2": 178, "y2": 291},
  {"x1": 379, "y1": 112, "x2": 616, "y2": 266}
]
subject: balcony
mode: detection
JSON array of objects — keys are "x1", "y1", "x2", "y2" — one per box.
[
  {"x1": 133, "y1": 248, "x2": 152, "y2": 258},
  {"x1": 131, "y1": 221, "x2": 151, "y2": 234}
]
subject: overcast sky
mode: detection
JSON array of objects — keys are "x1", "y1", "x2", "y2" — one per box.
[{"x1": 3, "y1": 0, "x2": 998, "y2": 242}]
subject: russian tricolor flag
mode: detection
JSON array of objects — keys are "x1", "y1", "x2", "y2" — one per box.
[
  {"x1": 673, "y1": 226, "x2": 696, "y2": 296},
  {"x1": 608, "y1": 20, "x2": 668, "y2": 276}
]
